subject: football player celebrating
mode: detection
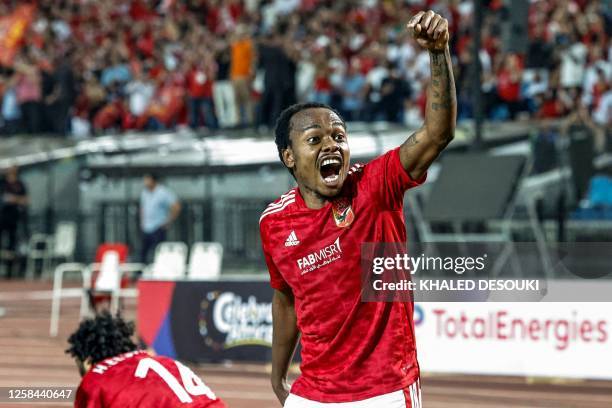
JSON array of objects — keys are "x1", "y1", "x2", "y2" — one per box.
[{"x1": 260, "y1": 10, "x2": 455, "y2": 407}]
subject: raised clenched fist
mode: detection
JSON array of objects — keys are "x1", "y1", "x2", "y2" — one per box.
[{"x1": 407, "y1": 10, "x2": 450, "y2": 52}]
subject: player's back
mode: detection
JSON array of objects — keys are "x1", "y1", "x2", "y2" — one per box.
[{"x1": 76, "y1": 350, "x2": 226, "y2": 408}]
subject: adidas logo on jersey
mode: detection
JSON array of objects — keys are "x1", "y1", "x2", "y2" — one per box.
[{"x1": 285, "y1": 231, "x2": 300, "y2": 247}]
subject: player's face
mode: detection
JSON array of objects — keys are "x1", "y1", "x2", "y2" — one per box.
[{"x1": 285, "y1": 108, "x2": 350, "y2": 198}]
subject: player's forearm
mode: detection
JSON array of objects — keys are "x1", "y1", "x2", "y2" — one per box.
[
  {"x1": 271, "y1": 336, "x2": 298, "y2": 393},
  {"x1": 425, "y1": 46, "x2": 456, "y2": 146},
  {"x1": 271, "y1": 290, "x2": 299, "y2": 403}
]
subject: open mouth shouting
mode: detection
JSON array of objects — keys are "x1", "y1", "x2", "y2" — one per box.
[{"x1": 318, "y1": 154, "x2": 344, "y2": 188}]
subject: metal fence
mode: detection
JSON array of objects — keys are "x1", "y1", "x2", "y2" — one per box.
[{"x1": 96, "y1": 198, "x2": 269, "y2": 271}]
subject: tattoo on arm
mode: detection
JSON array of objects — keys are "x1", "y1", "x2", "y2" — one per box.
[
  {"x1": 403, "y1": 132, "x2": 419, "y2": 148},
  {"x1": 400, "y1": 44, "x2": 455, "y2": 175},
  {"x1": 429, "y1": 52, "x2": 453, "y2": 111}
]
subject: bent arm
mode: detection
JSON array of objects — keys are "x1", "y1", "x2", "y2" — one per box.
[
  {"x1": 271, "y1": 288, "x2": 300, "y2": 406},
  {"x1": 164, "y1": 201, "x2": 181, "y2": 228},
  {"x1": 400, "y1": 46, "x2": 456, "y2": 180},
  {"x1": 18, "y1": 193, "x2": 29, "y2": 206}
]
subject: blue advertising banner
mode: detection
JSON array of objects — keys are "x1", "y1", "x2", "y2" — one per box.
[{"x1": 139, "y1": 280, "x2": 277, "y2": 362}]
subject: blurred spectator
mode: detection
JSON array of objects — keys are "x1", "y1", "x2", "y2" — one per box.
[
  {"x1": 496, "y1": 54, "x2": 526, "y2": 119},
  {"x1": 257, "y1": 29, "x2": 297, "y2": 129},
  {"x1": 380, "y1": 66, "x2": 412, "y2": 123},
  {"x1": 186, "y1": 53, "x2": 218, "y2": 130},
  {"x1": 0, "y1": 166, "x2": 29, "y2": 278},
  {"x1": 523, "y1": 70, "x2": 548, "y2": 109},
  {"x1": 1, "y1": 72, "x2": 21, "y2": 135},
  {"x1": 582, "y1": 47, "x2": 611, "y2": 108},
  {"x1": 73, "y1": 75, "x2": 107, "y2": 137},
  {"x1": 230, "y1": 24, "x2": 255, "y2": 127},
  {"x1": 538, "y1": 88, "x2": 564, "y2": 119},
  {"x1": 13, "y1": 57, "x2": 42, "y2": 134},
  {"x1": 92, "y1": 82, "x2": 125, "y2": 133},
  {"x1": 296, "y1": 52, "x2": 316, "y2": 103},
  {"x1": 0, "y1": 0, "x2": 608, "y2": 136},
  {"x1": 593, "y1": 83, "x2": 612, "y2": 129},
  {"x1": 46, "y1": 54, "x2": 77, "y2": 135},
  {"x1": 526, "y1": 25, "x2": 553, "y2": 70},
  {"x1": 139, "y1": 173, "x2": 181, "y2": 263},
  {"x1": 124, "y1": 69, "x2": 155, "y2": 130},
  {"x1": 213, "y1": 41, "x2": 238, "y2": 128},
  {"x1": 101, "y1": 53, "x2": 132, "y2": 88},
  {"x1": 364, "y1": 56, "x2": 390, "y2": 121},
  {"x1": 340, "y1": 60, "x2": 367, "y2": 121},
  {"x1": 309, "y1": 60, "x2": 333, "y2": 105},
  {"x1": 145, "y1": 73, "x2": 185, "y2": 130},
  {"x1": 559, "y1": 32, "x2": 588, "y2": 89}
]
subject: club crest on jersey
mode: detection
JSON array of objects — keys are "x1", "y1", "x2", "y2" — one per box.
[{"x1": 332, "y1": 197, "x2": 355, "y2": 228}]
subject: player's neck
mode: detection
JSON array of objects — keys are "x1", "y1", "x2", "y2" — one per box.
[{"x1": 298, "y1": 184, "x2": 330, "y2": 210}]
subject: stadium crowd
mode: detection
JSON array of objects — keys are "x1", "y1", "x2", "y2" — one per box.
[{"x1": 0, "y1": 0, "x2": 610, "y2": 138}]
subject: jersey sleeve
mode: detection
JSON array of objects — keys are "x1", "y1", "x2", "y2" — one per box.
[
  {"x1": 260, "y1": 221, "x2": 289, "y2": 291},
  {"x1": 361, "y1": 147, "x2": 426, "y2": 211}
]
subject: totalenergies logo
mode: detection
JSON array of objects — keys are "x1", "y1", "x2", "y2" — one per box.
[{"x1": 414, "y1": 304, "x2": 424, "y2": 326}]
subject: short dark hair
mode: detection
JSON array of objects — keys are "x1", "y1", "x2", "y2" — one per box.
[
  {"x1": 66, "y1": 312, "x2": 137, "y2": 364},
  {"x1": 274, "y1": 102, "x2": 345, "y2": 172},
  {"x1": 143, "y1": 172, "x2": 159, "y2": 182}
]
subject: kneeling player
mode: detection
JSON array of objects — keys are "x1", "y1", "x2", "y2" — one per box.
[{"x1": 66, "y1": 312, "x2": 226, "y2": 408}]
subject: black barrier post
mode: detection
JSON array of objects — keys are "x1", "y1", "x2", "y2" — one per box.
[
  {"x1": 99, "y1": 203, "x2": 106, "y2": 244},
  {"x1": 124, "y1": 154, "x2": 131, "y2": 252},
  {"x1": 471, "y1": 0, "x2": 484, "y2": 151},
  {"x1": 557, "y1": 191, "x2": 566, "y2": 242},
  {"x1": 200, "y1": 141, "x2": 213, "y2": 242},
  {"x1": 45, "y1": 153, "x2": 55, "y2": 233}
]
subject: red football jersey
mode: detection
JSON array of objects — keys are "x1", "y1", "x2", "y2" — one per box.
[
  {"x1": 75, "y1": 350, "x2": 226, "y2": 408},
  {"x1": 259, "y1": 148, "x2": 425, "y2": 402}
]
